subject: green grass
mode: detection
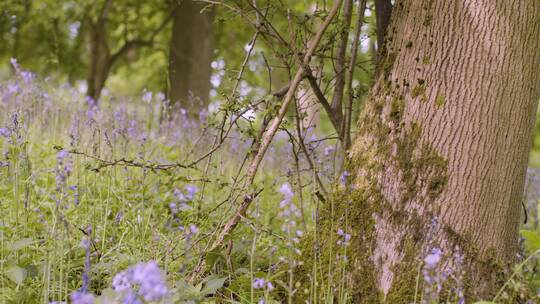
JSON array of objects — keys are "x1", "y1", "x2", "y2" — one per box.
[{"x1": 0, "y1": 74, "x2": 539, "y2": 304}]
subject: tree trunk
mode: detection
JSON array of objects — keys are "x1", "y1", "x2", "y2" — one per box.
[
  {"x1": 86, "y1": 21, "x2": 111, "y2": 102},
  {"x1": 374, "y1": 0, "x2": 392, "y2": 64},
  {"x1": 297, "y1": 63, "x2": 322, "y2": 131},
  {"x1": 304, "y1": 0, "x2": 540, "y2": 302},
  {"x1": 168, "y1": 0, "x2": 214, "y2": 116}
]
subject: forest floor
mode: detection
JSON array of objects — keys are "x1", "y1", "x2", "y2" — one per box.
[{"x1": 1, "y1": 69, "x2": 539, "y2": 304}]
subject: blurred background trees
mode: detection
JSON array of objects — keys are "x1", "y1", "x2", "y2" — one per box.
[{"x1": 0, "y1": 0, "x2": 376, "y2": 133}]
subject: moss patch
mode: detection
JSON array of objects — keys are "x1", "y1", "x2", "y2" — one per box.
[
  {"x1": 411, "y1": 83, "x2": 426, "y2": 99},
  {"x1": 295, "y1": 77, "x2": 456, "y2": 302},
  {"x1": 435, "y1": 94, "x2": 446, "y2": 108}
]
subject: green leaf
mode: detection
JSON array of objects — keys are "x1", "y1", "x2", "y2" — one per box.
[
  {"x1": 521, "y1": 230, "x2": 540, "y2": 251},
  {"x1": 6, "y1": 265, "x2": 27, "y2": 285},
  {"x1": 473, "y1": 302, "x2": 496, "y2": 304},
  {"x1": 205, "y1": 251, "x2": 225, "y2": 270},
  {"x1": 7, "y1": 238, "x2": 34, "y2": 251},
  {"x1": 202, "y1": 277, "x2": 227, "y2": 295}
]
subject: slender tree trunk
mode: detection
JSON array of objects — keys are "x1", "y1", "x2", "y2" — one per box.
[
  {"x1": 168, "y1": 0, "x2": 214, "y2": 116},
  {"x1": 297, "y1": 62, "x2": 322, "y2": 131},
  {"x1": 305, "y1": 0, "x2": 540, "y2": 302}
]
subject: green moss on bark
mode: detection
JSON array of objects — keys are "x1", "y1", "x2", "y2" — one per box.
[
  {"x1": 295, "y1": 80, "x2": 455, "y2": 302},
  {"x1": 435, "y1": 94, "x2": 446, "y2": 108}
]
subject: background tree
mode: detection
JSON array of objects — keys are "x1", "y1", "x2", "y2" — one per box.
[
  {"x1": 84, "y1": 0, "x2": 171, "y2": 102},
  {"x1": 168, "y1": 0, "x2": 214, "y2": 115}
]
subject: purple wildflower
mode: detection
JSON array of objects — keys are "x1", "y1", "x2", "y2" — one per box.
[
  {"x1": 0, "y1": 127, "x2": 10, "y2": 138},
  {"x1": 253, "y1": 277, "x2": 266, "y2": 289},
  {"x1": 20, "y1": 71, "x2": 35, "y2": 84},
  {"x1": 184, "y1": 184, "x2": 198, "y2": 200},
  {"x1": 142, "y1": 90, "x2": 153, "y2": 103},
  {"x1": 123, "y1": 291, "x2": 143, "y2": 304},
  {"x1": 112, "y1": 271, "x2": 132, "y2": 292},
  {"x1": 339, "y1": 171, "x2": 350, "y2": 187},
  {"x1": 70, "y1": 291, "x2": 94, "y2": 304},
  {"x1": 336, "y1": 228, "x2": 351, "y2": 246},
  {"x1": 112, "y1": 261, "x2": 168, "y2": 302},
  {"x1": 279, "y1": 183, "x2": 294, "y2": 200},
  {"x1": 131, "y1": 262, "x2": 168, "y2": 301},
  {"x1": 424, "y1": 248, "x2": 442, "y2": 269},
  {"x1": 422, "y1": 247, "x2": 445, "y2": 303},
  {"x1": 7, "y1": 83, "x2": 19, "y2": 95}
]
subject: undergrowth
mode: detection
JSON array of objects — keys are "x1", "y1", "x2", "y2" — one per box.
[{"x1": 0, "y1": 64, "x2": 539, "y2": 304}]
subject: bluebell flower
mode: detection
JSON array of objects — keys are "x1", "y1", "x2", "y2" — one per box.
[
  {"x1": 336, "y1": 228, "x2": 351, "y2": 246},
  {"x1": 142, "y1": 90, "x2": 153, "y2": 104},
  {"x1": 188, "y1": 224, "x2": 198, "y2": 234},
  {"x1": 7, "y1": 83, "x2": 19, "y2": 95},
  {"x1": 112, "y1": 271, "x2": 131, "y2": 292},
  {"x1": 0, "y1": 127, "x2": 10, "y2": 138},
  {"x1": 424, "y1": 248, "x2": 442, "y2": 269},
  {"x1": 20, "y1": 71, "x2": 35, "y2": 84},
  {"x1": 123, "y1": 291, "x2": 143, "y2": 304},
  {"x1": 112, "y1": 261, "x2": 168, "y2": 302},
  {"x1": 253, "y1": 277, "x2": 265, "y2": 289},
  {"x1": 279, "y1": 183, "x2": 294, "y2": 200},
  {"x1": 339, "y1": 171, "x2": 350, "y2": 186},
  {"x1": 131, "y1": 262, "x2": 168, "y2": 301},
  {"x1": 70, "y1": 291, "x2": 94, "y2": 304},
  {"x1": 184, "y1": 185, "x2": 198, "y2": 200},
  {"x1": 56, "y1": 150, "x2": 69, "y2": 162}
]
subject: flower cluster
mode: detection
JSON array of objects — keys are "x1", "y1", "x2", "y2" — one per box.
[
  {"x1": 253, "y1": 277, "x2": 274, "y2": 304},
  {"x1": 112, "y1": 261, "x2": 169, "y2": 302},
  {"x1": 54, "y1": 149, "x2": 73, "y2": 207},
  {"x1": 11, "y1": 58, "x2": 36, "y2": 84},
  {"x1": 252, "y1": 277, "x2": 274, "y2": 291},
  {"x1": 70, "y1": 291, "x2": 94, "y2": 304},
  {"x1": 336, "y1": 228, "x2": 351, "y2": 246},
  {"x1": 422, "y1": 247, "x2": 445, "y2": 303},
  {"x1": 170, "y1": 184, "x2": 198, "y2": 215},
  {"x1": 278, "y1": 183, "x2": 303, "y2": 256}
]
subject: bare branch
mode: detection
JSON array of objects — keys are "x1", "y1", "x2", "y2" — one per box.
[
  {"x1": 188, "y1": 0, "x2": 343, "y2": 283},
  {"x1": 331, "y1": 0, "x2": 353, "y2": 121},
  {"x1": 343, "y1": 0, "x2": 368, "y2": 149}
]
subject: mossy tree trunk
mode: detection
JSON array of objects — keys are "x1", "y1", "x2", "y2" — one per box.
[
  {"x1": 168, "y1": 0, "x2": 214, "y2": 116},
  {"x1": 310, "y1": 0, "x2": 540, "y2": 302}
]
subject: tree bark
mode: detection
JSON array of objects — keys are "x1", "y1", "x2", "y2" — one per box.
[
  {"x1": 305, "y1": 0, "x2": 540, "y2": 302},
  {"x1": 374, "y1": 0, "x2": 392, "y2": 62},
  {"x1": 297, "y1": 61, "x2": 323, "y2": 132},
  {"x1": 168, "y1": 0, "x2": 214, "y2": 116},
  {"x1": 86, "y1": 20, "x2": 111, "y2": 102}
]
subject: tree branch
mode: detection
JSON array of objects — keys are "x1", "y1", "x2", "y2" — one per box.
[
  {"x1": 188, "y1": 0, "x2": 343, "y2": 283},
  {"x1": 331, "y1": 0, "x2": 353, "y2": 118},
  {"x1": 343, "y1": 0, "x2": 368, "y2": 149}
]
